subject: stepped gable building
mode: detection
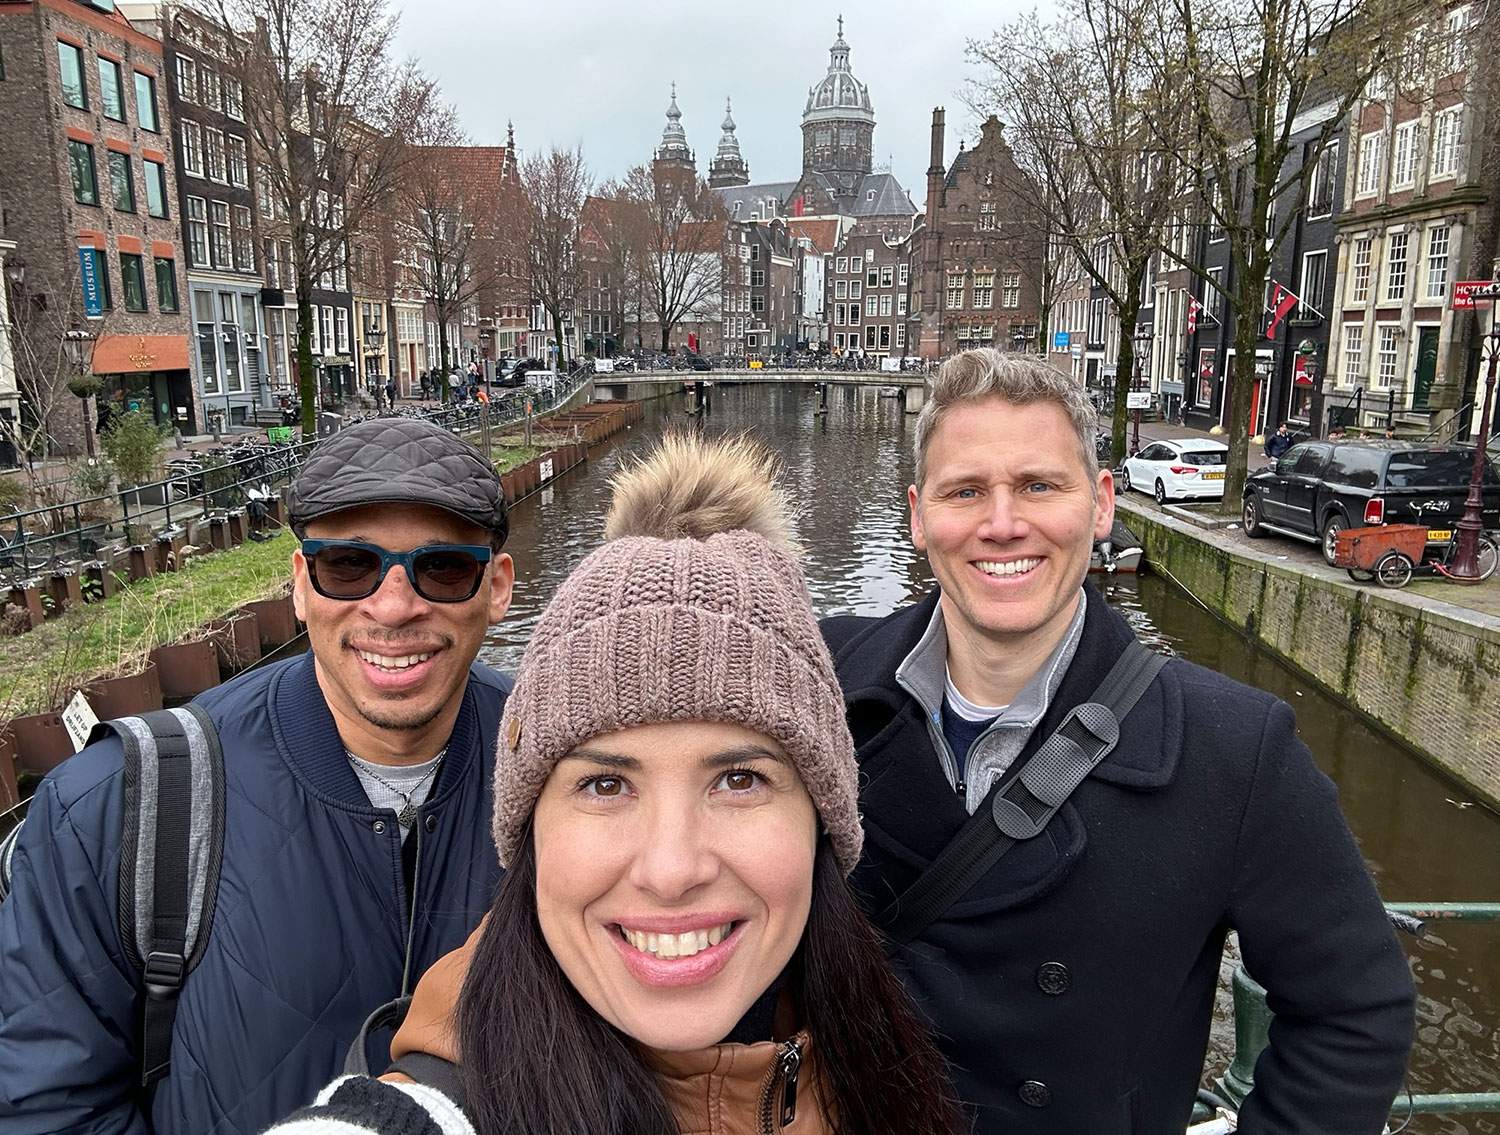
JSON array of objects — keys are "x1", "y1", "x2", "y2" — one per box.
[
  {"x1": 708, "y1": 20, "x2": 916, "y2": 227},
  {"x1": 917, "y1": 110, "x2": 1044, "y2": 359},
  {"x1": 708, "y1": 99, "x2": 750, "y2": 189},
  {"x1": 0, "y1": 0, "x2": 194, "y2": 451}
]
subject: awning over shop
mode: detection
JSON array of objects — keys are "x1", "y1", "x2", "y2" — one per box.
[{"x1": 91, "y1": 334, "x2": 190, "y2": 375}]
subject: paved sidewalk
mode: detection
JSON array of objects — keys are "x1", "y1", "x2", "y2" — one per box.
[{"x1": 1115, "y1": 491, "x2": 1500, "y2": 622}]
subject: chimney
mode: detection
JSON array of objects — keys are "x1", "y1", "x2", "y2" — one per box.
[{"x1": 928, "y1": 107, "x2": 946, "y2": 177}]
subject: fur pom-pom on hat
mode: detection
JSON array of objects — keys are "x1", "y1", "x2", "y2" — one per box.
[
  {"x1": 604, "y1": 433, "x2": 798, "y2": 552},
  {"x1": 494, "y1": 432, "x2": 863, "y2": 875}
]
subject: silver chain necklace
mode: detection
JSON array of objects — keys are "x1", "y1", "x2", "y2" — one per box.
[{"x1": 346, "y1": 749, "x2": 446, "y2": 828}]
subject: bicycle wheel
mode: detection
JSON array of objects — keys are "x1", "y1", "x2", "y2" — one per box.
[
  {"x1": 1478, "y1": 535, "x2": 1498, "y2": 582},
  {"x1": 1374, "y1": 551, "x2": 1414, "y2": 589}
]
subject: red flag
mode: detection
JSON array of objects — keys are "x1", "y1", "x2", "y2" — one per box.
[
  {"x1": 1187, "y1": 297, "x2": 1201, "y2": 335},
  {"x1": 1265, "y1": 282, "x2": 1299, "y2": 340}
]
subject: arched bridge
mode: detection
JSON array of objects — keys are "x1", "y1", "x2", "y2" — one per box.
[{"x1": 592, "y1": 368, "x2": 932, "y2": 411}]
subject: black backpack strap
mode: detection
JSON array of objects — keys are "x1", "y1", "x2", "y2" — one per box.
[
  {"x1": 345, "y1": 996, "x2": 413, "y2": 1077},
  {"x1": 103, "y1": 704, "x2": 225, "y2": 1087},
  {"x1": 387, "y1": 1052, "x2": 467, "y2": 1112},
  {"x1": 879, "y1": 639, "x2": 1168, "y2": 944}
]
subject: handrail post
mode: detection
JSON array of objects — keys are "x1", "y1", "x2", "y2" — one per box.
[{"x1": 73, "y1": 502, "x2": 83, "y2": 559}]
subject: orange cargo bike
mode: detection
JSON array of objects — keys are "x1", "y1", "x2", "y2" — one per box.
[{"x1": 1333, "y1": 523, "x2": 1498, "y2": 588}]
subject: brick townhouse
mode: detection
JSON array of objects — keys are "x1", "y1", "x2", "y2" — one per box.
[
  {"x1": 126, "y1": 3, "x2": 267, "y2": 430},
  {"x1": 826, "y1": 217, "x2": 915, "y2": 361},
  {"x1": 0, "y1": 0, "x2": 192, "y2": 451},
  {"x1": 917, "y1": 111, "x2": 1045, "y2": 359},
  {"x1": 1328, "y1": 2, "x2": 1489, "y2": 435}
]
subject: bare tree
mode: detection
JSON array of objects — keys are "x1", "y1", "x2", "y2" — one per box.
[
  {"x1": 970, "y1": 0, "x2": 1191, "y2": 462},
  {"x1": 4, "y1": 260, "x2": 116, "y2": 493},
  {"x1": 397, "y1": 102, "x2": 510, "y2": 384},
  {"x1": 617, "y1": 166, "x2": 725, "y2": 353},
  {"x1": 204, "y1": 0, "x2": 434, "y2": 436},
  {"x1": 1158, "y1": 0, "x2": 1420, "y2": 502},
  {"x1": 520, "y1": 144, "x2": 590, "y2": 368},
  {"x1": 580, "y1": 185, "x2": 647, "y2": 352}
]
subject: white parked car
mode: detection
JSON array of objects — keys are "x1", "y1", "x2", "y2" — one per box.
[{"x1": 1119, "y1": 438, "x2": 1229, "y2": 504}]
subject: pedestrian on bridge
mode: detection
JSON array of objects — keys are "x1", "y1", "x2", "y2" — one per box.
[
  {"x1": 0, "y1": 418, "x2": 518, "y2": 1134},
  {"x1": 820, "y1": 349, "x2": 1415, "y2": 1134}
]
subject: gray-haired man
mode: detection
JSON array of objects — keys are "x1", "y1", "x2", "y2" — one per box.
[{"x1": 822, "y1": 348, "x2": 1414, "y2": 1133}]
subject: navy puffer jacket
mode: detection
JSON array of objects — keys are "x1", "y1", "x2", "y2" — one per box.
[{"x1": 0, "y1": 653, "x2": 507, "y2": 1134}]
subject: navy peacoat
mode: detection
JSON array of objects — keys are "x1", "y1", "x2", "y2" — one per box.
[{"x1": 822, "y1": 585, "x2": 1415, "y2": 1134}]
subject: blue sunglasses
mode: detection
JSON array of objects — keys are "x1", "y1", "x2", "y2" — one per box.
[{"x1": 300, "y1": 539, "x2": 492, "y2": 603}]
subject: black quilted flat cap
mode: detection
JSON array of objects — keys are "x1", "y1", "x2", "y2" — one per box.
[{"x1": 288, "y1": 418, "x2": 507, "y2": 545}]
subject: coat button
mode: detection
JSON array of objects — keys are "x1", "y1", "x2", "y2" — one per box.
[
  {"x1": 372, "y1": 820, "x2": 386, "y2": 834},
  {"x1": 424, "y1": 815, "x2": 437, "y2": 833},
  {"x1": 1036, "y1": 961, "x2": 1071, "y2": 995},
  {"x1": 1019, "y1": 1080, "x2": 1052, "y2": 1108}
]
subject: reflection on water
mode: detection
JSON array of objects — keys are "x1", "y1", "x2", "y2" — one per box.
[{"x1": 486, "y1": 384, "x2": 1499, "y2": 1133}]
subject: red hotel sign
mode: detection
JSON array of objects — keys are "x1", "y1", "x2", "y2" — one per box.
[{"x1": 1452, "y1": 280, "x2": 1500, "y2": 309}]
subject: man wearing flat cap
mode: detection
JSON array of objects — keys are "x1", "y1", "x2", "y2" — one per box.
[{"x1": 0, "y1": 419, "x2": 515, "y2": 1134}]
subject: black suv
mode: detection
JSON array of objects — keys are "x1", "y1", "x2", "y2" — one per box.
[{"x1": 1242, "y1": 440, "x2": 1500, "y2": 564}]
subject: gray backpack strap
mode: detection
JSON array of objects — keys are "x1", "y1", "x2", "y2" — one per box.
[
  {"x1": 105, "y1": 704, "x2": 226, "y2": 1087},
  {"x1": 879, "y1": 639, "x2": 1168, "y2": 944}
]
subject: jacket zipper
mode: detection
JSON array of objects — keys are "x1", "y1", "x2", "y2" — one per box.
[
  {"x1": 756, "y1": 1036, "x2": 803, "y2": 1133},
  {"x1": 399, "y1": 813, "x2": 423, "y2": 996}
]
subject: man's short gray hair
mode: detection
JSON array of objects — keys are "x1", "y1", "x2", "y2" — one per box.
[{"x1": 912, "y1": 349, "x2": 1100, "y2": 487}]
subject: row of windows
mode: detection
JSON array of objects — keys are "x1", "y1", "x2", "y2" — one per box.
[
  {"x1": 832, "y1": 325, "x2": 905, "y2": 351},
  {"x1": 68, "y1": 140, "x2": 170, "y2": 219},
  {"x1": 831, "y1": 294, "x2": 908, "y2": 323},
  {"x1": 57, "y1": 41, "x2": 159, "y2": 132},
  {"x1": 179, "y1": 120, "x2": 249, "y2": 187},
  {"x1": 1355, "y1": 107, "x2": 1463, "y2": 199},
  {"x1": 947, "y1": 271, "x2": 1023, "y2": 310},
  {"x1": 185, "y1": 195, "x2": 255, "y2": 273},
  {"x1": 174, "y1": 52, "x2": 243, "y2": 120},
  {"x1": 78, "y1": 248, "x2": 179, "y2": 314},
  {"x1": 1345, "y1": 225, "x2": 1450, "y2": 307}
]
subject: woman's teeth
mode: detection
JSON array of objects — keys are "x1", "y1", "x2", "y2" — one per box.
[
  {"x1": 356, "y1": 649, "x2": 434, "y2": 671},
  {"x1": 977, "y1": 558, "x2": 1040, "y2": 577},
  {"x1": 618, "y1": 922, "x2": 734, "y2": 959}
]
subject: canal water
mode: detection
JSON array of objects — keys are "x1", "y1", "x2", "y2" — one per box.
[{"x1": 483, "y1": 383, "x2": 1500, "y2": 1132}]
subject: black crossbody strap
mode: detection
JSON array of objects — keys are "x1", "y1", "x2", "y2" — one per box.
[
  {"x1": 387, "y1": 1052, "x2": 467, "y2": 1112},
  {"x1": 879, "y1": 640, "x2": 1167, "y2": 945},
  {"x1": 345, "y1": 996, "x2": 413, "y2": 1076}
]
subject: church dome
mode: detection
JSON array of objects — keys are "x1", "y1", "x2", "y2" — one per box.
[{"x1": 802, "y1": 17, "x2": 874, "y2": 127}]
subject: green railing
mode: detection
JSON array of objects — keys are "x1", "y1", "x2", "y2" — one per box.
[{"x1": 1196, "y1": 903, "x2": 1500, "y2": 1126}]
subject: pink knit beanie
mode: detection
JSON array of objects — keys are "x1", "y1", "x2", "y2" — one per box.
[{"x1": 494, "y1": 433, "x2": 863, "y2": 874}]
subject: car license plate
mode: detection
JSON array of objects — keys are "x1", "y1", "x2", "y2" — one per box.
[
  {"x1": 1204, "y1": 471, "x2": 1224, "y2": 480},
  {"x1": 1427, "y1": 529, "x2": 1452, "y2": 542}
]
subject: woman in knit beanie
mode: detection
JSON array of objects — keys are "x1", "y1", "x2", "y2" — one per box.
[{"x1": 266, "y1": 433, "x2": 959, "y2": 1135}]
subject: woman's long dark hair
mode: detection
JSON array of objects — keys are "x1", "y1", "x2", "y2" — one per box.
[{"x1": 458, "y1": 832, "x2": 963, "y2": 1135}]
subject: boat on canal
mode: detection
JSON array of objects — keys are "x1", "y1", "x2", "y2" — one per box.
[{"x1": 1091, "y1": 518, "x2": 1144, "y2": 574}]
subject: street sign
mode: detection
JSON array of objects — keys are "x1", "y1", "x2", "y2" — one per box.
[
  {"x1": 1053, "y1": 330, "x2": 1070, "y2": 350},
  {"x1": 1126, "y1": 391, "x2": 1152, "y2": 410},
  {"x1": 1453, "y1": 280, "x2": 1500, "y2": 309}
]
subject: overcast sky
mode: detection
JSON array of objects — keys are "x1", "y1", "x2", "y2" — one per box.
[{"x1": 391, "y1": 0, "x2": 1017, "y2": 203}]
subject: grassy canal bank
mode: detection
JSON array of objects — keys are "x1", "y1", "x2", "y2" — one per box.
[{"x1": 1117, "y1": 498, "x2": 1500, "y2": 813}]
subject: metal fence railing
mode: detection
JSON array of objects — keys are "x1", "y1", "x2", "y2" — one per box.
[{"x1": 1, "y1": 373, "x2": 594, "y2": 582}]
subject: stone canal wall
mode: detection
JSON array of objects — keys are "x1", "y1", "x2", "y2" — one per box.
[{"x1": 1117, "y1": 500, "x2": 1500, "y2": 810}]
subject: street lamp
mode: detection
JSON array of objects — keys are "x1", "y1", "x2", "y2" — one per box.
[
  {"x1": 1451, "y1": 315, "x2": 1500, "y2": 579},
  {"x1": 364, "y1": 323, "x2": 386, "y2": 406},
  {"x1": 1131, "y1": 326, "x2": 1154, "y2": 456},
  {"x1": 62, "y1": 327, "x2": 99, "y2": 458},
  {"x1": 1295, "y1": 339, "x2": 1322, "y2": 438}
]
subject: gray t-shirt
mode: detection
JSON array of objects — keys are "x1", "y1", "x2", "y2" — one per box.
[{"x1": 345, "y1": 750, "x2": 445, "y2": 841}]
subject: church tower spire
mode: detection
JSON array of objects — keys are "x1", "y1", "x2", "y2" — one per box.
[
  {"x1": 708, "y1": 97, "x2": 750, "y2": 188},
  {"x1": 653, "y1": 82, "x2": 696, "y2": 174}
]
